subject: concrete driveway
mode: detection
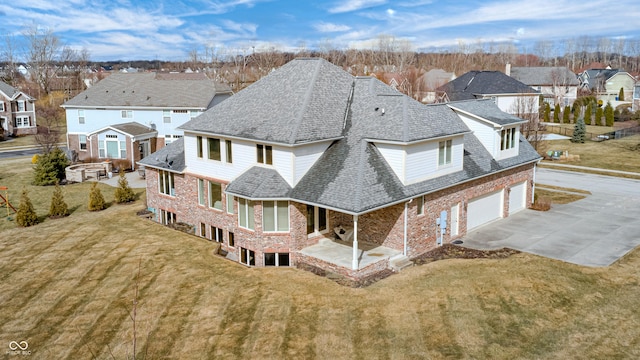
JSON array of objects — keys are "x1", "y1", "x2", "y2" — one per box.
[{"x1": 461, "y1": 168, "x2": 640, "y2": 267}]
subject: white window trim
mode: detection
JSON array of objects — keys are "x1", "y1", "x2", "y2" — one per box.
[
  {"x1": 264, "y1": 252, "x2": 290, "y2": 267},
  {"x1": 208, "y1": 181, "x2": 222, "y2": 211},
  {"x1": 226, "y1": 194, "x2": 234, "y2": 214},
  {"x1": 256, "y1": 144, "x2": 273, "y2": 165},
  {"x1": 197, "y1": 179, "x2": 206, "y2": 206},
  {"x1": 0, "y1": 102, "x2": 4, "y2": 112},
  {"x1": 307, "y1": 205, "x2": 328, "y2": 236},
  {"x1": 416, "y1": 196, "x2": 424, "y2": 216},
  {"x1": 79, "y1": 135, "x2": 87, "y2": 151},
  {"x1": 121, "y1": 110, "x2": 133, "y2": 119},
  {"x1": 262, "y1": 200, "x2": 290, "y2": 232},
  {"x1": 163, "y1": 110, "x2": 171, "y2": 123},
  {"x1": 158, "y1": 170, "x2": 175, "y2": 197},
  {"x1": 15, "y1": 116, "x2": 30, "y2": 128},
  {"x1": 17, "y1": 100, "x2": 26, "y2": 112},
  {"x1": 438, "y1": 139, "x2": 452, "y2": 167},
  {"x1": 78, "y1": 109, "x2": 85, "y2": 124},
  {"x1": 238, "y1": 198, "x2": 255, "y2": 230}
]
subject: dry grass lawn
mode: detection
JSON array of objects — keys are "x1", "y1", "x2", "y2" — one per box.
[{"x1": 2, "y1": 159, "x2": 640, "y2": 359}]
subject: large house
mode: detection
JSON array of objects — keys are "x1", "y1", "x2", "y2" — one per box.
[
  {"x1": 577, "y1": 68, "x2": 636, "y2": 106},
  {"x1": 140, "y1": 58, "x2": 541, "y2": 280},
  {"x1": 0, "y1": 80, "x2": 37, "y2": 137},
  {"x1": 508, "y1": 65, "x2": 578, "y2": 107},
  {"x1": 62, "y1": 72, "x2": 232, "y2": 169},
  {"x1": 436, "y1": 71, "x2": 540, "y2": 118}
]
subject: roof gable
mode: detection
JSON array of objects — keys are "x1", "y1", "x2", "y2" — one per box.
[
  {"x1": 437, "y1": 71, "x2": 537, "y2": 101},
  {"x1": 447, "y1": 99, "x2": 527, "y2": 127}
]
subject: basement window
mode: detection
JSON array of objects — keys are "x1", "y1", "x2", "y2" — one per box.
[{"x1": 264, "y1": 253, "x2": 290, "y2": 267}]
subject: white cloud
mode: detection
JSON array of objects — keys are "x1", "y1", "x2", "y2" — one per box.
[
  {"x1": 314, "y1": 22, "x2": 351, "y2": 33},
  {"x1": 386, "y1": 8, "x2": 395, "y2": 16},
  {"x1": 328, "y1": 0, "x2": 386, "y2": 14}
]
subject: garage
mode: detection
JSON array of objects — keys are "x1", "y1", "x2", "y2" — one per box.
[
  {"x1": 467, "y1": 190, "x2": 503, "y2": 231},
  {"x1": 508, "y1": 181, "x2": 527, "y2": 215}
]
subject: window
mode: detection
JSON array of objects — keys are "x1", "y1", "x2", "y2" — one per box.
[
  {"x1": 160, "y1": 209, "x2": 176, "y2": 225},
  {"x1": 197, "y1": 136, "x2": 203, "y2": 158},
  {"x1": 264, "y1": 253, "x2": 290, "y2": 267},
  {"x1": 307, "y1": 205, "x2": 327, "y2": 235},
  {"x1": 120, "y1": 140, "x2": 126, "y2": 159},
  {"x1": 228, "y1": 231, "x2": 235, "y2": 247},
  {"x1": 15, "y1": 116, "x2": 30, "y2": 127},
  {"x1": 501, "y1": 128, "x2": 516, "y2": 150},
  {"x1": 17, "y1": 101, "x2": 25, "y2": 112},
  {"x1": 225, "y1": 140, "x2": 233, "y2": 163},
  {"x1": 256, "y1": 144, "x2": 273, "y2": 165},
  {"x1": 78, "y1": 109, "x2": 85, "y2": 124},
  {"x1": 165, "y1": 135, "x2": 172, "y2": 145},
  {"x1": 208, "y1": 181, "x2": 222, "y2": 210},
  {"x1": 190, "y1": 110, "x2": 198, "y2": 118},
  {"x1": 173, "y1": 109, "x2": 187, "y2": 114},
  {"x1": 121, "y1": 110, "x2": 133, "y2": 118},
  {"x1": 239, "y1": 247, "x2": 255, "y2": 266},
  {"x1": 226, "y1": 194, "x2": 234, "y2": 214},
  {"x1": 210, "y1": 226, "x2": 224, "y2": 242},
  {"x1": 200, "y1": 223, "x2": 207, "y2": 237},
  {"x1": 208, "y1": 138, "x2": 221, "y2": 161},
  {"x1": 438, "y1": 140, "x2": 452, "y2": 166},
  {"x1": 98, "y1": 140, "x2": 105, "y2": 158},
  {"x1": 0, "y1": 102, "x2": 4, "y2": 112},
  {"x1": 159, "y1": 170, "x2": 175, "y2": 196},
  {"x1": 262, "y1": 201, "x2": 289, "y2": 232},
  {"x1": 198, "y1": 179, "x2": 205, "y2": 206},
  {"x1": 79, "y1": 135, "x2": 87, "y2": 150},
  {"x1": 238, "y1": 198, "x2": 255, "y2": 230},
  {"x1": 416, "y1": 196, "x2": 424, "y2": 215},
  {"x1": 163, "y1": 110, "x2": 171, "y2": 123}
]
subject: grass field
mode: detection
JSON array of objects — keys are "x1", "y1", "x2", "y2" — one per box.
[{"x1": 2, "y1": 160, "x2": 640, "y2": 359}]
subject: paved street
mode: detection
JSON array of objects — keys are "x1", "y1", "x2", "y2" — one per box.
[{"x1": 461, "y1": 167, "x2": 640, "y2": 267}]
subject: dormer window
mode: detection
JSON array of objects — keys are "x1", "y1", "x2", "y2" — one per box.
[
  {"x1": 438, "y1": 140, "x2": 452, "y2": 166},
  {"x1": 257, "y1": 144, "x2": 273, "y2": 165},
  {"x1": 501, "y1": 128, "x2": 516, "y2": 150}
]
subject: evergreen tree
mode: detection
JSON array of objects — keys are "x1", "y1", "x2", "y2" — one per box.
[
  {"x1": 563, "y1": 105, "x2": 571, "y2": 123},
  {"x1": 619, "y1": 87, "x2": 625, "y2": 101},
  {"x1": 595, "y1": 106, "x2": 603, "y2": 126},
  {"x1": 114, "y1": 170, "x2": 136, "y2": 204},
  {"x1": 571, "y1": 118, "x2": 587, "y2": 143},
  {"x1": 48, "y1": 181, "x2": 69, "y2": 218},
  {"x1": 16, "y1": 188, "x2": 39, "y2": 227},
  {"x1": 605, "y1": 102, "x2": 614, "y2": 126},
  {"x1": 33, "y1": 148, "x2": 70, "y2": 186},
  {"x1": 554, "y1": 103, "x2": 560, "y2": 123},
  {"x1": 88, "y1": 182, "x2": 106, "y2": 211},
  {"x1": 585, "y1": 103, "x2": 592, "y2": 125},
  {"x1": 543, "y1": 103, "x2": 550, "y2": 122}
]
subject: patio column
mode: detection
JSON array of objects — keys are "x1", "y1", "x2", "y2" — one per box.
[{"x1": 352, "y1": 214, "x2": 359, "y2": 270}]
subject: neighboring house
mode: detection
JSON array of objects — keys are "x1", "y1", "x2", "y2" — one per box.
[
  {"x1": 62, "y1": 72, "x2": 232, "y2": 169},
  {"x1": 578, "y1": 68, "x2": 636, "y2": 107},
  {"x1": 0, "y1": 80, "x2": 37, "y2": 137},
  {"x1": 436, "y1": 71, "x2": 540, "y2": 118},
  {"x1": 633, "y1": 84, "x2": 640, "y2": 112},
  {"x1": 416, "y1": 69, "x2": 456, "y2": 103},
  {"x1": 140, "y1": 58, "x2": 541, "y2": 280},
  {"x1": 508, "y1": 65, "x2": 578, "y2": 107}
]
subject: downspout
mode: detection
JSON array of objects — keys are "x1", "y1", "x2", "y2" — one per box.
[
  {"x1": 130, "y1": 137, "x2": 135, "y2": 170},
  {"x1": 531, "y1": 162, "x2": 537, "y2": 205},
  {"x1": 352, "y1": 215, "x2": 359, "y2": 270},
  {"x1": 403, "y1": 199, "x2": 412, "y2": 257}
]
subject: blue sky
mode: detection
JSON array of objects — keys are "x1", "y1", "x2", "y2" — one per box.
[{"x1": 1, "y1": 0, "x2": 640, "y2": 61}]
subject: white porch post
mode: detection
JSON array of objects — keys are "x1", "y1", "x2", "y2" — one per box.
[{"x1": 352, "y1": 214, "x2": 359, "y2": 270}]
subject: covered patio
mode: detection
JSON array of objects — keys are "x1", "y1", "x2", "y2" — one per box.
[{"x1": 300, "y1": 237, "x2": 401, "y2": 270}]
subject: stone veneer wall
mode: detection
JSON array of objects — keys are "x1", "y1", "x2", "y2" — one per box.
[{"x1": 145, "y1": 162, "x2": 535, "y2": 274}]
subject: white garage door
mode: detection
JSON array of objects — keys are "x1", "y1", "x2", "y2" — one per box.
[
  {"x1": 509, "y1": 181, "x2": 527, "y2": 215},
  {"x1": 467, "y1": 190, "x2": 503, "y2": 231}
]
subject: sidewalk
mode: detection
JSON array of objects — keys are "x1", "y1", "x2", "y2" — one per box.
[{"x1": 540, "y1": 161, "x2": 640, "y2": 177}]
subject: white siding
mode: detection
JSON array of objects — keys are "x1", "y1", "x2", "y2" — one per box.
[
  {"x1": 376, "y1": 143, "x2": 405, "y2": 182},
  {"x1": 404, "y1": 136, "x2": 464, "y2": 184},
  {"x1": 273, "y1": 146, "x2": 293, "y2": 186},
  {"x1": 458, "y1": 113, "x2": 497, "y2": 156},
  {"x1": 185, "y1": 135, "x2": 255, "y2": 182},
  {"x1": 65, "y1": 107, "x2": 195, "y2": 136},
  {"x1": 293, "y1": 142, "x2": 331, "y2": 185}
]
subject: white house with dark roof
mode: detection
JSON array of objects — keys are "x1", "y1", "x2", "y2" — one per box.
[
  {"x1": 0, "y1": 80, "x2": 37, "y2": 137},
  {"x1": 62, "y1": 72, "x2": 232, "y2": 169},
  {"x1": 140, "y1": 58, "x2": 540, "y2": 280},
  {"x1": 508, "y1": 66, "x2": 578, "y2": 107}
]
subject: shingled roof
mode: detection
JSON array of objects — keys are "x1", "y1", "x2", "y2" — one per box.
[
  {"x1": 139, "y1": 138, "x2": 186, "y2": 173},
  {"x1": 62, "y1": 72, "x2": 231, "y2": 109},
  {"x1": 437, "y1": 71, "x2": 538, "y2": 101},
  {"x1": 510, "y1": 67, "x2": 578, "y2": 86},
  {"x1": 447, "y1": 99, "x2": 527, "y2": 126}
]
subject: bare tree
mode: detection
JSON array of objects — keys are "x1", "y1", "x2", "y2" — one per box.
[
  {"x1": 2, "y1": 33, "x2": 19, "y2": 84},
  {"x1": 511, "y1": 96, "x2": 545, "y2": 152},
  {"x1": 23, "y1": 24, "x2": 61, "y2": 97}
]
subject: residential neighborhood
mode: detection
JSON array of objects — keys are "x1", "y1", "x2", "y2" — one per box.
[{"x1": 2, "y1": 3, "x2": 640, "y2": 357}]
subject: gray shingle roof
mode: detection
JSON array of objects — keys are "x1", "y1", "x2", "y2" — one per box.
[
  {"x1": 107, "y1": 122, "x2": 157, "y2": 137},
  {"x1": 511, "y1": 67, "x2": 578, "y2": 86},
  {"x1": 179, "y1": 58, "x2": 354, "y2": 145},
  {"x1": 138, "y1": 138, "x2": 186, "y2": 173},
  {"x1": 0, "y1": 80, "x2": 18, "y2": 99},
  {"x1": 225, "y1": 167, "x2": 292, "y2": 199},
  {"x1": 437, "y1": 71, "x2": 538, "y2": 101},
  {"x1": 62, "y1": 72, "x2": 231, "y2": 109},
  {"x1": 447, "y1": 99, "x2": 527, "y2": 126}
]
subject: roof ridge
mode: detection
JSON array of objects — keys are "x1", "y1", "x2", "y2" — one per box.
[{"x1": 289, "y1": 59, "x2": 322, "y2": 144}]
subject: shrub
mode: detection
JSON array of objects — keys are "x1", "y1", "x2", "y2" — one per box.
[
  {"x1": 554, "y1": 104, "x2": 560, "y2": 123},
  {"x1": 16, "y1": 188, "x2": 39, "y2": 227},
  {"x1": 114, "y1": 170, "x2": 136, "y2": 204},
  {"x1": 48, "y1": 181, "x2": 69, "y2": 218},
  {"x1": 595, "y1": 106, "x2": 603, "y2": 126},
  {"x1": 33, "y1": 147, "x2": 70, "y2": 186},
  {"x1": 543, "y1": 103, "x2": 550, "y2": 122},
  {"x1": 604, "y1": 102, "x2": 614, "y2": 126},
  {"x1": 563, "y1": 106, "x2": 571, "y2": 124},
  {"x1": 88, "y1": 182, "x2": 106, "y2": 211},
  {"x1": 571, "y1": 118, "x2": 586, "y2": 143},
  {"x1": 619, "y1": 87, "x2": 625, "y2": 101},
  {"x1": 585, "y1": 103, "x2": 592, "y2": 125}
]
